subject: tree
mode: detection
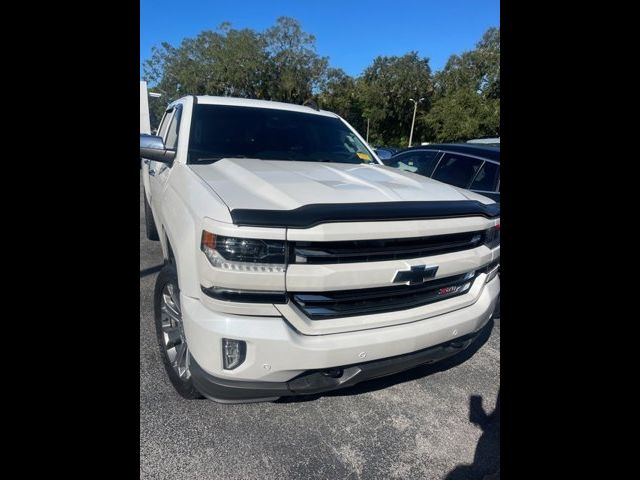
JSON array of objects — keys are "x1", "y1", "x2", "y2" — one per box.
[
  {"x1": 142, "y1": 25, "x2": 271, "y2": 123},
  {"x1": 141, "y1": 20, "x2": 499, "y2": 144},
  {"x1": 263, "y1": 17, "x2": 328, "y2": 103},
  {"x1": 317, "y1": 68, "x2": 365, "y2": 132},
  {"x1": 359, "y1": 52, "x2": 433, "y2": 146},
  {"x1": 434, "y1": 27, "x2": 499, "y2": 99},
  {"x1": 423, "y1": 89, "x2": 499, "y2": 142},
  {"x1": 423, "y1": 27, "x2": 500, "y2": 142},
  {"x1": 141, "y1": 17, "x2": 329, "y2": 125}
]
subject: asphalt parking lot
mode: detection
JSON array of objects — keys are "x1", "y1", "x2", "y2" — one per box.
[{"x1": 140, "y1": 176, "x2": 500, "y2": 480}]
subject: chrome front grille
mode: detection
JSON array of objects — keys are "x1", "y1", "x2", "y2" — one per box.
[
  {"x1": 290, "y1": 270, "x2": 479, "y2": 320},
  {"x1": 291, "y1": 230, "x2": 485, "y2": 264}
]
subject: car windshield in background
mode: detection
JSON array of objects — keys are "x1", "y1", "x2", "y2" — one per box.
[{"x1": 188, "y1": 104, "x2": 375, "y2": 165}]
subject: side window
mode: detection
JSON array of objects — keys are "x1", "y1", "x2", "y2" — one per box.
[
  {"x1": 157, "y1": 109, "x2": 173, "y2": 139},
  {"x1": 165, "y1": 106, "x2": 182, "y2": 150},
  {"x1": 385, "y1": 151, "x2": 440, "y2": 176},
  {"x1": 431, "y1": 153, "x2": 484, "y2": 188},
  {"x1": 470, "y1": 162, "x2": 500, "y2": 191}
]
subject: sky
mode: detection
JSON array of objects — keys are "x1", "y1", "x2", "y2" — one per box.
[{"x1": 140, "y1": 0, "x2": 499, "y2": 78}]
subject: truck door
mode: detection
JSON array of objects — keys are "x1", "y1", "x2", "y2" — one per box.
[
  {"x1": 142, "y1": 108, "x2": 170, "y2": 199},
  {"x1": 147, "y1": 106, "x2": 182, "y2": 207}
]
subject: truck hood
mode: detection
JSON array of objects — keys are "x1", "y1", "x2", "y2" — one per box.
[{"x1": 189, "y1": 158, "x2": 491, "y2": 211}]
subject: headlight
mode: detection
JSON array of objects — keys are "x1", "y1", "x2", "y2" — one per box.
[
  {"x1": 201, "y1": 231, "x2": 286, "y2": 273},
  {"x1": 485, "y1": 223, "x2": 500, "y2": 249}
]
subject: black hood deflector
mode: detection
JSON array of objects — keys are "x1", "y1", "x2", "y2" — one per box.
[{"x1": 230, "y1": 201, "x2": 500, "y2": 228}]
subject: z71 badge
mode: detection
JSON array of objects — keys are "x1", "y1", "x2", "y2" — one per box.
[{"x1": 438, "y1": 285, "x2": 461, "y2": 295}]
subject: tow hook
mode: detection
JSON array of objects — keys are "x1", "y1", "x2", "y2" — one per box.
[{"x1": 322, "y1": 368, "x2": 344, "y2": 378}]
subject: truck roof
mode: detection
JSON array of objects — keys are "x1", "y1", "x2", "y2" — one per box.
[{"x1": 188, "y1": 95, "x2": 339, "y2": 118}]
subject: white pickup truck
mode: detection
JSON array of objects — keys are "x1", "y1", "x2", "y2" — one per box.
[{"x1": 140, "y1": 96, "x2": 500, "y2": 403}]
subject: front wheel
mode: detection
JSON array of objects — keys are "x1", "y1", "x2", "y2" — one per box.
[{"x1": 153, "y1": 264, "x2": 203, "y2": 399}]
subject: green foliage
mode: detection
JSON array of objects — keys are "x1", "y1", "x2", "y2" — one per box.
[
  {"x1": 142, "y1": 23, "x2": 271, "y2": 122},
  {"x1": 263, "y1": 17, "x2": 329, "y2": 103},
  {"x1": 317, "y1": 68, "x2": 365, "y2": 132},
  {"x1": 423, "y1": 89, "x2": 499, "y2": 142},
  {"x1": 435, "y1": 27, "x2": 500, "y2": 99},
  {"x1": 359, "y1": 52, "x2": 433, "y2": 146},
  {"x1": 423, "y1": 27, "x2": 500, "y2": 142},
  {"x1": 142, "y1": 21, "x2": 499, "y2": 145},
  {"x1": 142, "y1": 17, "x2": 328, "y2": 123}
]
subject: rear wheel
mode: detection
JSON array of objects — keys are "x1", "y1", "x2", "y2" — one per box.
[
  {"x1": 153, "y1": 264, "x2": 203, "y2": 399},
  {"x1": 144, "y1": 193, "x2": 160, "y2": 241}
]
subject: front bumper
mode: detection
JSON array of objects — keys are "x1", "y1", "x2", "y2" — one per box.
[
  {"x1": 190, "y1": 329, "x2": 482, "y2": 402},
  {"x1": 181, "y1": 275, "x2": 499, "y2": 399}
]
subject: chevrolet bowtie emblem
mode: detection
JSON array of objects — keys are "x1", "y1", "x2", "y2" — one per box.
[{"x1": 393, "y1": 265, "x2": 439, "y2": 285}]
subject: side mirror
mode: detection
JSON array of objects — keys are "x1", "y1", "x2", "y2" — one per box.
[{"x1": 140, "y1": 134, "x2": 176, "y2": 164}]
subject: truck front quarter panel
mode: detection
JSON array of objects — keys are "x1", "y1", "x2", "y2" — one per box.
[{"x1": 160, "y1": 163, "x2": 233, "y2": 299}]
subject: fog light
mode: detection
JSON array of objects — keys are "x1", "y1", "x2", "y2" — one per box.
[{"x1": 222, "y1": 338, "x2": 246, "y2": 370}]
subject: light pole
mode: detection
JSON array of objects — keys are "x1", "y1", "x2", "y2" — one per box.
[
  {"x1": 408, "y1": 97, "x2": 424, "y2": 147},
  {"x1": 362, "y1": 114, "x2": 371, "y2": 143}
]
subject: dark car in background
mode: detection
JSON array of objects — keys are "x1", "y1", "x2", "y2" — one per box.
[{"x1": 381, "y1": 144, "x2": 500, "y2": 202}]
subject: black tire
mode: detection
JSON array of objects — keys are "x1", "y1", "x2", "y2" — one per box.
[
  {"x1": 153, "y1": 264, "x2": 203, "y2": 399},
  {"x1": 493, "y1": 295, "x2": 500, "y2": 318},
  {"x1": 144, "y1": 192, "x2": 160, "y2": 241}
]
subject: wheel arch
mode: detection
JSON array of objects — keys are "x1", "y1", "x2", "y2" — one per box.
[{"x1": 159, "y1": 190, "x2": 201, "y2": 299}]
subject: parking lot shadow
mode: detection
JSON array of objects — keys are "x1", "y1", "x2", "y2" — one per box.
[
  {"x1": 276, "y1": 318, "x2": 495, "y2": 403},
  {"x1": 140, "y1": 264, "x2": 164, "y2": 278},
  {"x1": 445, "y1": 390, "x2": 500, "y2": 480}
]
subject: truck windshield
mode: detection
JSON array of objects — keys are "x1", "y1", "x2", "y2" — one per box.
[{"x1": 187, "y1": 104, "x2": 376, "y2": 165}]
